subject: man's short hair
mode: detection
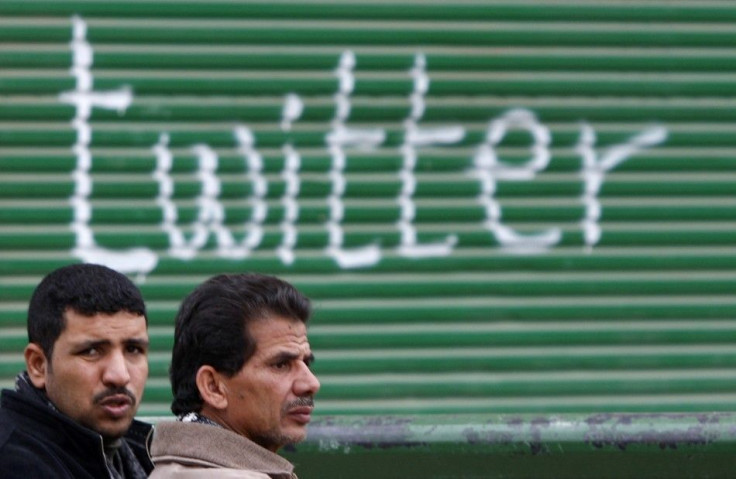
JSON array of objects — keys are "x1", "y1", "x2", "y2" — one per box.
[
  {"x1": 27, "y1": 263, "x2": 147, "y2": 360},
  {"x1": 169, "y1": 273, "x2": 311, "y2": 415}
]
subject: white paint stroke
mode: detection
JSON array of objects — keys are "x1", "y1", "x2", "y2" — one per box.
[
  {"x1": 483, "y1": 108, "x2": 551, "y2": 180},
  {"x1": 63, "y1": 15, "x2": 156, "y2": 276},
  {"x1": 234, "y1": 125, "x2": 267, "y2": 257},
  {"x1": 326, "y1": 123, "x2": 385, "y2": 149},
  {"x1": 471, "y1": 108, "x2": 561, "y2": 252},
  {"x1": 577, "y1": 123, "x2": 667, "y2": 247},
  {"x1": 277, "y1": 144, "x2": 301, "y2": 265},
  {"x1": 397, "y1": 54, "x2": 460, "y2": 259},
  {"x1": 324, "y1": 50, "x2": 383, "y2": 268},
  {"x1": 281, "y1": 93, "x2": 303, "y2": 132}
]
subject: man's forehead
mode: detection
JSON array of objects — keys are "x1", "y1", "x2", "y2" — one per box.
[
  {"x1": 60, "y1": 309, "x2": 148, "y2": 338},
  {"x1": 63, "y1": 306, "x2": 145, "y2": 319},
  {"x1": 249, "y1": 317, "x2": 310, "y2": 351}
]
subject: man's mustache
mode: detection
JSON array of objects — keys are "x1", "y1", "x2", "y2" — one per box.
[
  {"x1": 93, "y1": 387, "x2": 137, "y2": 406},
  {"x1": 286, "y1": 397, "x2": 314, "y2": 409}
]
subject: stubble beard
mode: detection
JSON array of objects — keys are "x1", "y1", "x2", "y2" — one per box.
[{"x1": 254, "y1": 396, "x2": 314, "y2": 451}]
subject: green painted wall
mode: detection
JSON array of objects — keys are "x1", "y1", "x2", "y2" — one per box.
[{"x1": 1, "y1": 1, "x2": 736, "y2": 421}]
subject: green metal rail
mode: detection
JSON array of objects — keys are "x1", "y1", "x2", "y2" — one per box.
[{"x1": 275, "y1": 413, "x2": 736, "y2": 478}]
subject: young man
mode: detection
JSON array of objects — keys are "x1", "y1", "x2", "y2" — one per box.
[
  {"x1": 149, "y1": 273, "x2": 321, "y2": 478},
  {"x1": 0, "y1": 263, "x2": 153, "y2": 478}
]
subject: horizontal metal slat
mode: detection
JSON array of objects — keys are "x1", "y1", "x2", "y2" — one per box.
[
  {"x1": 3, "y1": 146, "x2": 736, "y2": 176},
  {"x1": 303, "y1": 393, "x2": 736, "y2": 415},
  {"x1": 311, "y1": 345, "x2": 736, "y2": 373},
  {"x1": 3, "y1": 19, "x2": 735, "y2": 48},
  {"x1": 308, "y1": 320, "x2": 736, "y2": 348},
  {"x1": 313, "y1": 369, "x2": 736, "y2": 399},
  {"x1": 4, "y1": 122, "x2": 736, "y2": 149},
  {"x1": 3, "y1": 1, "x2": 736, "y2": 23},
  {"x1": 7, "y1": 271, "x2": 736, "y2": 300},
  {"x1": 9, "y1": 45, "x2": 736, "y2": 73}
]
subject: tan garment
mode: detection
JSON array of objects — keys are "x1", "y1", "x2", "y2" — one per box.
[{"x1": 149, "y1": 421, "x2": 297, "y2": 479}]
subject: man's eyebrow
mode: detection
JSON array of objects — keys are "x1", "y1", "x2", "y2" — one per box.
[
  {"x1": 71, "y1": 339, "x2": 110, "y2": 351},
  {"x1": 125, "y1": 338, "x2": 150, "y2": 348},
  {"x1": 271, "y1": 350, "x2": 314, "y2": 363},
  {"x1": 71, "y1": 338, "x2": 150, "y2": 350}
]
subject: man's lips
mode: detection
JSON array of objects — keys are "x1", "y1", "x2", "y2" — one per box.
[
  {"x1": 287, "y1": 406, "x2": 314, "y2": 424},
  {"x1": 97, "y1": 394, "x2": 134, "y2": 418}
]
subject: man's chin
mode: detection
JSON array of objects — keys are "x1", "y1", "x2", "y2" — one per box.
[
  {"x1": 283, "y1": 428, "x2": 308, "y2": 445},
  {"x1": 100, "y1": 429, "x2": 130, "y2": 443},
  {"x1": 254, "y1": 428, "x2": 307, "y2": 452},
  {"x1": 91, "y1": 418, "x2": 135, "y2": 442}
]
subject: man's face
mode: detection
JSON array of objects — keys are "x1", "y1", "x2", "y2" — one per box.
[
  {"x1": 34, "y1": 309, "x2": 149, "y2": 440},
  {"x1": 220, "y1": 316, "x2": 320, "y2": 452}
]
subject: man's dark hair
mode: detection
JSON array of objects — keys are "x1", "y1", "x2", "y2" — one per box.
[
  {"x1": 28, "y1": 263, "x2": 147, "y2": 360},
  {"x1": 169, "y1": 273, "x2": 311, "y2": 415}
]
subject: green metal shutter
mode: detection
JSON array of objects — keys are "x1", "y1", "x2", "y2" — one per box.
[{"x1": 1, "y1": 1, "x2": 736, "y2": 416}]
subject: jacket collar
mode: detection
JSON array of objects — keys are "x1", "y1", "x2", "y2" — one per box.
[
  {"x1": 2, "y1": 380, "x2": 154, "y2": 476},
  {"x1": 151, "y1": 420, "x2": 295, "y2": 477}
]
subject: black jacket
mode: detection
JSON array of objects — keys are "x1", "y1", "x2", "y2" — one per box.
[{"x1": 0, "y1": 388, "x2": 154, "y2": 478}]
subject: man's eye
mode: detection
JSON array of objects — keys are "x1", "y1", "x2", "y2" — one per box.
[
  {"x1": 79, "y1": 348, "x2": 99, "y2": 357},
  {"x1": 274, "y1": 361, "x2": 290, "y2": 370},
  {"x1": 126, "y1": 345, "x2": 145, "y2": 355}
]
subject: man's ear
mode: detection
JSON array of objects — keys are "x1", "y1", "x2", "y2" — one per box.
[
  {"x1": 195, "y1": 365, "x2": 229, "y2": 410},
  {"x1": 24, "y1": 343, "x2": 49, "y2": 389}
]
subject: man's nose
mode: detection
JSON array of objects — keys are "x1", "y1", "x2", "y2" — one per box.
[
  {"x1": 102, "y1": 350, "x2": 131, "y2": 386},
  {"x1": 295, "y1": 363, "x2": 320, "y2": 396}
]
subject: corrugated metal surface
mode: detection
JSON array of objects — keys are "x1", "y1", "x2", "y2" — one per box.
[{"x1": 1, "y1": 1, "x2": 736, "y2": 416}]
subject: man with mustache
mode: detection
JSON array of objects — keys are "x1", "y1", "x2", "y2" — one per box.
[
  {"x1": 149, "y1": 273, "x2": 321, "y2": 478},
  {"x1": 0, "y1": 263, "x2": 153, "y2": 478}
]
